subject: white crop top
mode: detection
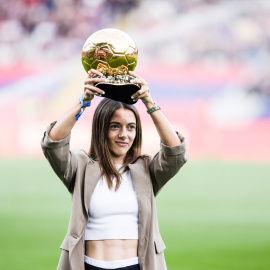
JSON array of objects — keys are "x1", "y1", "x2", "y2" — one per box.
[{"x1": 84, "y1": 165, "x2": 139, "y2": 240}]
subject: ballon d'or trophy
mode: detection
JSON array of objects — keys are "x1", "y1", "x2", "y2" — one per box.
[{"x1": 82, "y1": 28, "x2": 139, "y2": 104}]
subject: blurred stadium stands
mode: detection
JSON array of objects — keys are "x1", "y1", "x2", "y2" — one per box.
[{"x1": 0, "y1": 0, "x2": 269, "y2": 160}]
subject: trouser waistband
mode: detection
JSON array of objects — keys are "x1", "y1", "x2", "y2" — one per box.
[{"x1": 84, "y1": 255, "x2": 139, "y2": 269}]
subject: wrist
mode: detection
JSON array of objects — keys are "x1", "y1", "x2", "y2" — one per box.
[
  {"x1": 75, "y1": 95, "x2": 91, "y2": 121},
  {"x1": 146, "y1": 101, "x2": 161, "y2": 114},
  {"x1": 144, "y1": 101, "x2": 155, "y2": 109}
]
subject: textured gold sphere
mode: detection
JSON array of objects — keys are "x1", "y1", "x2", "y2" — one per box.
[{"x1": 82, "y1": 28, "x2": 138, "y2": 76}]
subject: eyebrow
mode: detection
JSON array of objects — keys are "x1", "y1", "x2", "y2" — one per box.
[{"x1": 110, "y1": 121, "x2": 136, "y2": 125}]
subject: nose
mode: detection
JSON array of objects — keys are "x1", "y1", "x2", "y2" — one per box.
[{"x1": 119, "y1": 127, "x2": 127, "y2": 138}]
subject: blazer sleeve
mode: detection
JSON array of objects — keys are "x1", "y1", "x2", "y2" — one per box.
[
  {"x1": 149, "y1": 132, "x2": 188, "y2": 197},
  {"x1": 40, "y1": 121, "x2": 78, "y2": 193}
]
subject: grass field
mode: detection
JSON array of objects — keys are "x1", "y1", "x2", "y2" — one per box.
[{"x1": 0, "y1": 159, "x2": 269, "y2": 270}]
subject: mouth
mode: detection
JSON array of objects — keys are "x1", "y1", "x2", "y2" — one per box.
[{"x1": 115, "y1": 141, "x2": 128, "y2": 147}]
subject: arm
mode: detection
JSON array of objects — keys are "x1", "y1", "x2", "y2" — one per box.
[
  {"x1": 129, "y1": 71, "x2": 188, "y2": 196},
  {"x1": 41, "y1": 69, "x2": 105, "y2": 192},
  {"x1": 41, "y1": 121, "x2": 78, "y2": 192},
  {"x1": 129, "y1": 71, "x2": 180, "y2": 147},
  {"x1": 143, "y1": 102, "x2": 180, "y2": 146},
  {"x1": 49, "y1": 69, "x2": 105, "y2": 141},
  {"x1": 148, "y1": 133, "x2": 187, "y2": 196}
]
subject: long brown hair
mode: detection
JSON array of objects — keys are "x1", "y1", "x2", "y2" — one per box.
[{"x1": 89, "y1": 98, "x2": 149, "y2": 191}]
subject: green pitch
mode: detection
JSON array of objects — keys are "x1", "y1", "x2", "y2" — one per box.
[{"x1": 0, "y1": 159, "x2": 269, "y2": 270}]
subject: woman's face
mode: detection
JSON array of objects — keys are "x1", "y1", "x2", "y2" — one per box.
[{"x1": 107, "y1": 108, "x2": 136, "y2": 164}]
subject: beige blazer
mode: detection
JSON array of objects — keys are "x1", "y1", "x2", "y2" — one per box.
[{"x1": 41, "y1": 122, "x2": 188, "y2": 270}]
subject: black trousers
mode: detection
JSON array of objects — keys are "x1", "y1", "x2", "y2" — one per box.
[{"x1": 84, "y1": 262, "x2": 140, "y2": 270}]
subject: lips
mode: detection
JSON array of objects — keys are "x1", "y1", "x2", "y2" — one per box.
[{"x1": 115, "y1": 141, "x2": 128, "y2": 147}]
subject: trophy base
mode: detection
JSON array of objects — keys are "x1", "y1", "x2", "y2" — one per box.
[{"x1": 95, "y1": 83, "x2": 140, "y2": 104}]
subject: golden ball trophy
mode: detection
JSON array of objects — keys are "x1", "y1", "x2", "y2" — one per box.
[{"x1": 82, "y1": 28, "x2": 139, "y2": 104}]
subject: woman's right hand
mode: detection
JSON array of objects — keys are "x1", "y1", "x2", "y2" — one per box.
[{"x1": 83, "y1": 69, "x2": 106, "y2": 102}]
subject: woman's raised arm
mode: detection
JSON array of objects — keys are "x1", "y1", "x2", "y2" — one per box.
[
  {"x1": 129, "y1": 71, "x2": 181, "y2": 147},
  {"x1": 49, "y1": 69, "x2": 106, "y2": 141}
]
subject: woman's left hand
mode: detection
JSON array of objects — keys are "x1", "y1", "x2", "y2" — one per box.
[{"x1": 129, "y1": 71, "x2": 154, "y2": 105}]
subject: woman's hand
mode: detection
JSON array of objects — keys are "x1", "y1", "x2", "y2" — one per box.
[
  {"x1": 129, "y1": 71, "x2": 154, "y2": 105},
  {"x1": 83, "y1": 69, "x2": 106, "y2": 102}
]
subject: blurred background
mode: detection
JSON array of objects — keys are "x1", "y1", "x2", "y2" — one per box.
[{"x1": 0, "y1": 0, "x2": 269, "y2": 269}]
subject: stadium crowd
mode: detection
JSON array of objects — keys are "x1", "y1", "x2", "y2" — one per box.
[
  {"x1": 0, "y1": 0, "x2": 137, "y2": 65},
  {"x1": 0, "y1": 0, "x2": 269, "y2": 67}
]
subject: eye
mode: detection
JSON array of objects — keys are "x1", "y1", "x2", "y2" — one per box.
[
  {"x1": 110, "y1": 124, "x2": 120, "y2": 129},
  {"x1": 128, "y1": 125, "x2": 136, "y2": 130}
]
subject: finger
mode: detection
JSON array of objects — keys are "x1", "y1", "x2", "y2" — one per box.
[
  {"x1": 132, "y1": 87, "x2": 149, "y2": 99},
  {"x1": 84, "y1": 90, "x2": 101, "y2": 98},
  {"x1": 136, "y1": 93, "x2": 149, "y2": 100},
  {"x1": 130, "y1": 78, "x2": 147, "y2": 85},
  {"x1": 84, "y1": 77, "x2": 106, "y2": 85},
  {"x1": 88, "y1": 68, "x2": 103, "y2": 77},
  {"x1": 84, "y1": 89, "x2": 96, "y2": 96},
  {"x1": 132, "y1": 93, "x2": 151, "y2": 102},
  {"x1": 84, "y1": 87, "x2": 104, "y2": 97},
  {"x1": 133, "y1": 88, "x2": 146, "y2": 97},
  {"x1": 84, "y1": 85, "x2": 105, "y2": 96}
]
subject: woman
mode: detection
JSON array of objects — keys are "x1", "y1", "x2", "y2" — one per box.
[{"x1": 41, "y1": 69, "x2": 188, "y2": 270}]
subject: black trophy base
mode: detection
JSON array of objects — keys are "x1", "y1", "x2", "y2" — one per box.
[{"x1": 95, "y1": 83, "x2": 140, "y2": 105}]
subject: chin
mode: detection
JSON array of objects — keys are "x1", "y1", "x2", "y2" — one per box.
[{"x1": 112, "y1": 149, "x2": 129, "y2": 159}]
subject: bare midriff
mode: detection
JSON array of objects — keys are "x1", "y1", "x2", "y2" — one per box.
[{"x1": 85, "y1": 239, "x2": 138, "y2": 261}]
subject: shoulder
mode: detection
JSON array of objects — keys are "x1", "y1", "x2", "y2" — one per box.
[
  {"x1": 130, "y1": 155, "x2": 152, "y2": 173},
  {"x1": 134, "y1": 155, "x2": 152, "y2": 164},
  {"x1": 71, "y1": 150, "x2": 95, "y2": 164}
]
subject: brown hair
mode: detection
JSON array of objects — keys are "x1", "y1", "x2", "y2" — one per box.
[{"x1": 89, "y1": 98, "x2": 149, "y2": 191}]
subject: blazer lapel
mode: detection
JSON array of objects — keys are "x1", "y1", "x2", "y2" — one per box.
[
  {"x1": 128, "y1": 163, "x2": 152, "y2": 264},
  {"x1": 84, "y1": 161, "x2": 101, "y2": 216},
  {"x1": 69, "y1": 161, "x2": 101, "y2": 270}
]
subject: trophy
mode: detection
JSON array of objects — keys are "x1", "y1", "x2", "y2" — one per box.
[{"x1": 82, "y1": 28, "x2": 139, "y2": 104}]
